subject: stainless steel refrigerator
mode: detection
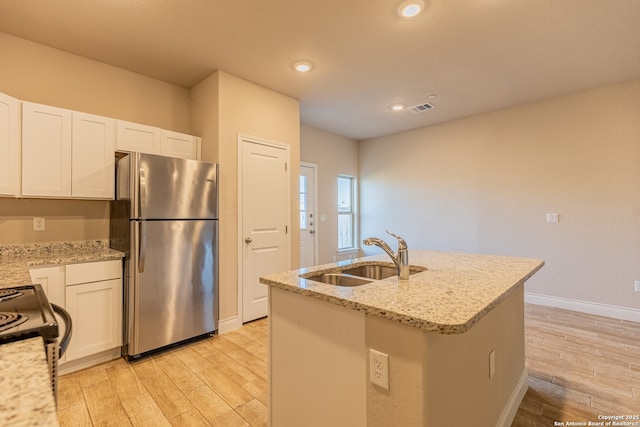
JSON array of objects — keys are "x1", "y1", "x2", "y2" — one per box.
[{"x1": 110, "y1": 152, "x2": 218, "y2": 357}]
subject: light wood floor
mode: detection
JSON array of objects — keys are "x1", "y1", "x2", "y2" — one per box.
[
  {"x1": 58, "y1": 304, "x2": 640, "y2": 426},
  {"x1": 58, "y1": 319, "x2": 269, "y2": 427},
  {"x1": 513, "y1": 304, "x2": 640, "y2": 426}
]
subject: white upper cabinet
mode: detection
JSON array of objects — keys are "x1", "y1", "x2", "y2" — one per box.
[
  {"x1": 72, "y1": 112, "x2": 115, "y2": 199},
  {"x1": 22, "y1": 102, "x2": 72, "y2": 197},
  {"x1": 0, "y1": 92, "x2": 21, "y2": 196},
  {"x1": 21, "y1": 102, "x2": 115, "y2": 199},
  {"x1": 116, "y1": 120, "x2": 161, "y2": 154},
  {"x1": 161, "y1": 129, "x2": 198, "y2": 160},
  {"x1": 117, "y1": 120, "x2": 200, "y2": 160},
  {"x1": 2, "y1": 91, "x2": 199, "y2": 200}
]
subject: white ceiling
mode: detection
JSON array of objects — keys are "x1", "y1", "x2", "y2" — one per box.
[{"x1": 1, "y1": 0, "x2": 640, "y2": 140}]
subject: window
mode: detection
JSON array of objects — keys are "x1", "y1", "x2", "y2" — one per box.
[
  {"x1": 299, "y1": 174, "x2": 308, "y2": 230},
  {"x1": 338, "y1": 175, "x2": 356, "y2": 250}
]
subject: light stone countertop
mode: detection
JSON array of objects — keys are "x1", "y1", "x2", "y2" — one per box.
[
  {"x1": 260, "y1": 250, "x2": 544, "y2": 334},
  {"x1": 0, "y1": 337, "x2": 59, "y2": 427},
  {"x1": 0, "y1": 240, "x2": 124, "y2": 288},
  {"x1": 0, "y1": 240, "x2": 124, "y2": 425}
]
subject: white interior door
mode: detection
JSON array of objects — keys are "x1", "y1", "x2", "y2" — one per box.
[
  {"x1": 299, "y1": 163, "x2": 318, "y2": 268},
  {"x1": 240, "y1": 136, "x2": 290, "y2": 323}
]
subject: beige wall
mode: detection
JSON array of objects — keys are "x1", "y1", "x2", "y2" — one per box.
[
  {"x1": 359, "y1": 78, "x2": 640, "y2": 310},
  {"x1": 192, "y1": 70, "x2": 300, "y2": 322},
  {"x1": 300, "y1": 125, "x2": 359, "y2": 264},
  {"x1": 190, "y1": 72, "x2": 219, "y2": 163},
  {"x1": 0, "y1": 199, "x2": 108, "y2": 244},
  {"x1": 0, "y1": 33, "x2": 191, "y2": 131},
  {"x1": 0, "y1": 33, "x2": 191, "y2": 245}
]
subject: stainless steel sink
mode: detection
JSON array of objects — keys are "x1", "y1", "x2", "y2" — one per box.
[
  {"x1": 340, "y1": 264, "x2": 398, "y2": 280},
  {"x1": 305, "y1": 273, "x2": 372, "y2": 287},
  {"x1": 342, "y1": 264, "x2": 427, "y2": 280},
  {"x1": 299, "y1": 262, "x2": 427, "y2": 286}
]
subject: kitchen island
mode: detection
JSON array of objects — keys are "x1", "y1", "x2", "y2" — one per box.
[{"x1": 260, "y1": 250, "x2": 544, "y2": 427}]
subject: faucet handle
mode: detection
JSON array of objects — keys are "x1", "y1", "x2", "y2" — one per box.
[{"x1": 385, "y1": 230, "x2": 407, "y2": 249}]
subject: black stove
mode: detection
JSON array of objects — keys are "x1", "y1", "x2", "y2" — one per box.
[{"x1": 0, "y1": 284, "x2": 59, "y2": 343}]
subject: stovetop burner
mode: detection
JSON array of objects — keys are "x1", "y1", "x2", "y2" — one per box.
[
  {"x1": 0, "y1": 285, "x2": 58, "y2": 343},
  {"x1": 0, "y1": 312, "x2": 29, "y2": 332},
  {"x1": 0, "y1": 289, "x2": 24, "y2": 302}
]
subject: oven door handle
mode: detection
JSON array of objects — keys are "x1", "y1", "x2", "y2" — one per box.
[{"x1": 51, "y1": 303, "x2": 72, "y2": 358}]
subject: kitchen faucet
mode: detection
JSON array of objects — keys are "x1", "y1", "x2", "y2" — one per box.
[{"x1": 363, "y1": 230, "x2": 409, "y2": 280}]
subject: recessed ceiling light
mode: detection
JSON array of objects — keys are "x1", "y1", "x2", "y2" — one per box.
[
  {"x1": 293, "y1": 61, "x2": 313, "y2": 72},
  {"x1": 427, "y1": 94, "x2": 437, "y2": 99},
  {"x1": 398, "y1": 0, "x2": 425, "y2": 18},
  {"x1": 389, "y1": 103, "x2": 406, "y2": 111}
]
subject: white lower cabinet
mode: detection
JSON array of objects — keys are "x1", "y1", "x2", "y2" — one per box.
[
  {"x1": 29, "y1": 259, "x2": 123, "y2": 372},
  {"x1": 64, "y1": 260, "x2": 122, "y2": 365},
  {"x1": 65, "y1": 278, "x2": 122, "y2": 361},
  {"x1": 29, "y1": 265, "x2": 65, "y2": 307}
]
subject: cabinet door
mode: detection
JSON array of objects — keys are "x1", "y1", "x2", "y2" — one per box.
[
  {"x1": 160, "y1": 129, "x2": 197, "y2": 160},
  {"x1": 22, "y1": 102, "x2": 72, "y2": 197},
  {"x1": 65, "y1": 278, "x2": 123, "y2": 361},
  {"x1": 0, "y1": 92, "x2": 21, "y2": 196},
  {"x1": 116, "y1": 120, "x2": 161, "y2": 154},
  {"x1": 72, "y1": 112, "x2": 115, "y2": 199},
  {"x1": 29, "y1": 265, "x2": 65, "y2": 307}
]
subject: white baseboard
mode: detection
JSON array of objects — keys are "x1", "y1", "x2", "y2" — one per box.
[
  {"x1": 497, "y1": 368, "x2": 529, "y2": 427},
  {"x1": 525, "y1": 292, "x2": 640, "y2": 323},
  {"x1": 218, "y1": 315, "x2": 242, "y2": 334},
  {"x1": 59, "y1": 347, "x2": 121, "y2": 375}
]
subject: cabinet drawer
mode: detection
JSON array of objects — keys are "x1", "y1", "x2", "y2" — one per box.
[{"x1": 66, "y1": 259, "x2": 121, "y2": 285}]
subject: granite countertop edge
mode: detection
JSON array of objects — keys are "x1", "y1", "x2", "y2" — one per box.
[
  {"x1": 261, "y1": 250, "x2": 545, "y2": 335},
  {"x1": 0, "y1": 240, "x2": 124, "y2": 288},
  {"x1": 0, "y1": 337, "x2": 59, "y2": 426}
]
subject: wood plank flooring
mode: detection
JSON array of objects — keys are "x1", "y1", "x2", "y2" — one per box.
[
  {"x1": 57, "y1": 319, "x2": 268, "y2": 427},
  {"x1": 513, "y1": 304, "x2": 640, "y2": 426},
  {"x1": 57, "y1": 304, "x2": 640, "y2": 426}
]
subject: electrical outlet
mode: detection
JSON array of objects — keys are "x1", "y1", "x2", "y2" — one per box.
[
  {"x1": 370, "y1": 348, "x2": 389, "y2": 390},
  {"x1": 489, "y1": 349, "x2": 496, "y2": 379},
  {"x1": 546, "y1": 213, "x2": 559, "y2": 223},
  {"x1": 33, "y1": 217, "x2": 45, "y2": 231},
  {"x1": 634, "y1": 280, "x2": 640, "y2": 292}
]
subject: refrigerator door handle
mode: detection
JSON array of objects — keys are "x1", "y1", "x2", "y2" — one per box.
[
  {"x1": 139, "y1": 221, "x2": 147, "y2": 273},
  {"x1": 139, "y1": 167, "x2": 147, "y2": 217}
]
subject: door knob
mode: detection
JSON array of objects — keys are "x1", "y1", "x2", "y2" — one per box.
[
  {"x1": 309, "y1": 230, "x2": 315, "y2": 234},
  {"x1": 245, "y1": 237, "x2": 253, "y2": 243}
]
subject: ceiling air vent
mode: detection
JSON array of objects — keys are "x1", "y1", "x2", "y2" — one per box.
[{"x1": 408, "y1": 102, "x2": 435, "y2": 114}]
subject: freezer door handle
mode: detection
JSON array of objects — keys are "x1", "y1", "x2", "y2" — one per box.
[{"x1": 139, "y1": 221, "x2": 147, "y2": 273}]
